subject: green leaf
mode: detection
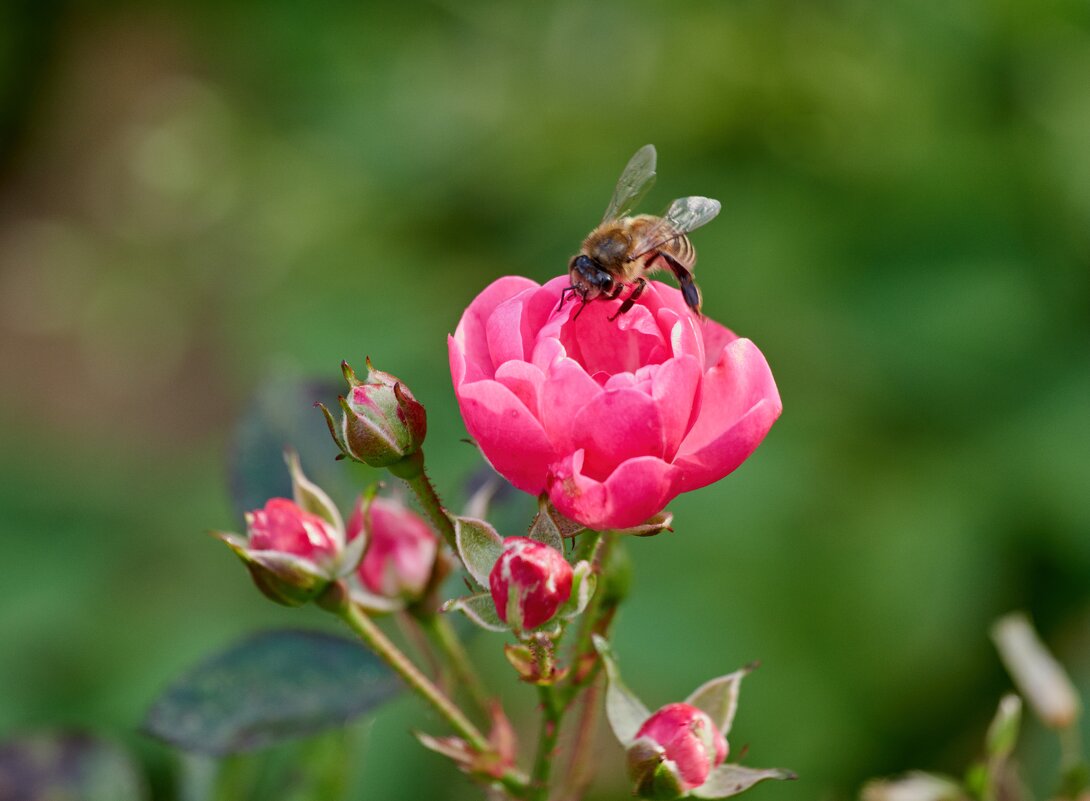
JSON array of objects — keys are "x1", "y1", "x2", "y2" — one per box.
[
  {"x1": 144, "y1": 629, "x2": 399, "y2": 755},
  {"x1": 685, "y1": 665, "x2": 753, "y2": 737},
  {"x1": 0, "y1": 731, "x2": 147, "y2": 801},
  {"x1": 228, "y1": 373, "x2": 374, "y2": 522},
  {"x1": 453, "y1": 516, "x2": 504, "y2": 587},
  {"x1": 593, "y1": 634, "x2": 650, "y2": 745},
  {"x1": 692, "y1": 764, "x2": 797, "y2": 799}
]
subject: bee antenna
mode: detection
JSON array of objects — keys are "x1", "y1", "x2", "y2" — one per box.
[{"x1": 573, "y1": 297, "x2": 589, "y2": 321}]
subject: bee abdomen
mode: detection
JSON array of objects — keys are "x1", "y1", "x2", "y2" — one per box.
[{"x1": 663, "y1": 232, "x2": 695, "y2": 268}]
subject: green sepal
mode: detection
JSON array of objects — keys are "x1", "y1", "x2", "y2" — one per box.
[
  {"x1": 692, "y1": 765, "x2": 798, "y2": 799},
  {"x1": 452, "y1": 516, "x2": 504, "y2": 587}
]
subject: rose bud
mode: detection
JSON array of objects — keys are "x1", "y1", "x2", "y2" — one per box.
[
  {"x1": 349, "y1": 497, "x2": 438, "y2": 602},
  {"x1": 488, "y1": 537, "x2": 573, "y2": 631},
  {"x1": 628, "y1": 703, "x2": 728, "y2": 797},
  {"x1": 318, "y1": 358, "x2": 427, "y2": 467},
  {"x1": 214, "y1": 453, "x2": 365, "y2": 606}
]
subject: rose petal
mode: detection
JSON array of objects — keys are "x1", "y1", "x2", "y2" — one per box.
[
  {"x1": 455, "y1": 378, "x2": 556, "y2": 493},
  {"x1": 548, "y1": 451, "x2": 675, "y2": 530},
  {"x1": 560, "y1": 300, "x2": 665, "y2": 376},
  {"x1": 486, "y1": 292, "x2": 533, "y2": 366},
  {"x1": 494, "y1": 360, "x2": 545, "y2": 419},
  {"x1": 539, "y1": 357, "x2": 603, "y2": 455},
  {"x1": 673, "y1": 338, "x2": 781, "y2": 489},
  {"x1": 452, "y1": 276, "x2": 539, "y2": 382},
  {"x1": 650, "y1": 354, "x2": 703, "y2": 458},
  {"x1": 700, "y1": 317, "x2": 738, "y2": 371},
  {"x1": 569, "y1": 388, "x2": 668, "y2": 480}
]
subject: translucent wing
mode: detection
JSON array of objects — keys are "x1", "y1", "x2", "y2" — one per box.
[
  {"x1": 632, "y1": 195, "x2": 722, "y2": 257},
  {"x1": 601, "y1": 144, "x2": 657, "y2": 222}
]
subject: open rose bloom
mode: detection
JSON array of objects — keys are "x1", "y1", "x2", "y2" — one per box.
[{"x1": 449, "y1": 276, "x2": 782, "y2": 529}]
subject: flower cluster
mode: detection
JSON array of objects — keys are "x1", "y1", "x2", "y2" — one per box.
[{"x1": 209, "y1": 146, "x2": 789, "y2": 801}]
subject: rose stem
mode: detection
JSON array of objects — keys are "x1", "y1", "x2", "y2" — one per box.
[
  {"x1": 530, "y1": 684, "x2": 563, "y2": 801},
  {"x1": 387, "y1": 450, "x2": 458, "y2": 552},
  {"x1": 416, "y1": 610, "x2": 493, "y2": 719}
]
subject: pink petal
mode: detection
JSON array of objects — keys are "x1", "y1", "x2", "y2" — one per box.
[
  {"x1": 494, "y1": 360, "x2": 545, "y2": 419},
  {"x1": 569, "y1": 388, "x2": 667, "y2": 480},
  {"x1": 700, "y1": 317, "x2": 739, "y2": 371},
  {"x1": 547, "y1": 451, "x2": 675, "y2": 530},
  {"x1": 650, "y1": 354, "x2": 703, "y2": 458},
  {"x1": 673, "y1": 338, "x2": 781, "y2": 489},
  {"x1": 657, "y1": 307, "x2": 704, "y2": 368},
  {"x1": 455, "y1": 378, "x2": 556, "y2": 493},
  {"x1": 559, "y1": 300, "x2": 665, "y2": 376},
  {"x1": 452, "y1": 276, "x2": 539, "y2": 382},
  {"x1": 486, "y1": 292, "x2": 532, "y2": 366},
  {"x1": 539, "y1": 357, "x2": 603, "y2": 455}
]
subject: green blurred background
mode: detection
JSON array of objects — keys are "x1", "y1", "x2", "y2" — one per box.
[{"x1": 1, "y1": 1, "x2": 1089, "y2": 799}]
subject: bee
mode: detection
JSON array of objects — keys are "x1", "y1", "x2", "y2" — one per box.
[{"x1": 560, "y1": 144, "x2": 721, "y2": 320}]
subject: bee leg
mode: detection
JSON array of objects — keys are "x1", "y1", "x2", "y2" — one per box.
[
  {"x1": 557, "y1": 286, "x2": 575, "y2": 312},
  {"x1": 604, "y1": 282, "x2": 625, "y2": 301},
  {"x1": 660, "y1": 253, "x2": 702, "y2": 315},
  {"x1": 573, "y1": 296, "x2": 591, "y2": 320},
  {"x1": 608, "y1": 277, "x2": 647, "y2": 321}
]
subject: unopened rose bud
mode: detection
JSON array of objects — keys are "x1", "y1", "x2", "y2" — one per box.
[
  {"x1": 349, "y1": 497, "x2": 438, "y2": 602},
  {"x1": 216, "y1": 498, "x2": 344, "y2": 606},
  {"x1": 628, "y1": 703, "x2": 728, "y2": 798},
  {"x1": 489, "y1": 537, "x2": 573, "y2": 631},
  {"x1": 214, "y1": 456, "x2": 366, "y2": 607},
  {"x1": 318, "y1": 359, "x2": 427, "y2": 467},
  {"x1": 249, "y1": 498, "x2": 341, "y2": 558}
]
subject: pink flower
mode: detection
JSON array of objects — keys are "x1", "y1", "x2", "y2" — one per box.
[
  {"x1": 449, "y1": 276, "x2": 781, "y2": 529},
  {"x1": 349, "y1": 497, "x2": 438, "y2": 601},
  {"x1": 633, "y1": 703, "x2": 728, "y2": 792},
  {"x1": 489, "y1": 537, "x2": 573, "y2": 630},
  {"x1": 248, "y1": 498, "x2": 341, "y2": 560}
]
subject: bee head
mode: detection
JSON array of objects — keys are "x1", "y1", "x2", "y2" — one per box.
[{"x1": 569, "y1": 254, "x2": 612, "y2": 289}]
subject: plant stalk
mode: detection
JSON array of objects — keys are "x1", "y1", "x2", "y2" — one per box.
[{"x1": 388, "y1": 449, "x2": 458, "y2": 551}]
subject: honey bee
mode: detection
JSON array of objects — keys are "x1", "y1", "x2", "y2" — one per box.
[{"x1": 560, "y1": 144, "x2": 721, "y2": 319}]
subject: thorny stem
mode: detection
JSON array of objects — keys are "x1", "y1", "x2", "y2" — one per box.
[
  {"x1": 560, "y1": 531, "x2": 612, "y2": 708},
  {"x1": 531, "y1": 685, "x2": 563, "y2": 801},
  {"x1": 334, "y1": 594, "x2": 488, "y2": 751},
  {"x1": 388, "y1": 449, "x2": 457, "y2": 552},
  {"x1": 416, "y1": 610, "x2": 492, "y2": 720},
  {"x1": 329, "y1": 588, "x2": 530, "y2": 799}
]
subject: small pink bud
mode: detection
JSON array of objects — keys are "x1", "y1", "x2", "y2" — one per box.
[
  {"x1": 248, "y1": 498, "x2": 340, "y2": 560},
  {"x1": 632, "y1": 703, "x2": 728, "y2": 793},
  {"x1": 349, "y1": 497, "x2": 438, "y2": 601},
  {"x1": 318, "y1": 359, "x2": 427, "y2": 467},
  {"x1": 488, "y1": 537, "x2": 573, "y2": 631}
]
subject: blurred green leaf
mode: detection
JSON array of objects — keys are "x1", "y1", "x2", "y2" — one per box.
[
  {"x1": 144, "y1": 629, "x2": 399, "y2": 755},
  {"x1": 0, "y1": 731, "x2": 146, "y2": 801}
]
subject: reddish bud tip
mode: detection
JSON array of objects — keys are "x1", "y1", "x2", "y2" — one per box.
[{"x1": 489, "y1": 537, "x2": 573, "y2": 631}]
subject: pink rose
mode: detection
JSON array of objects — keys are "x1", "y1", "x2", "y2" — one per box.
[{"x1": 448, "y1": 276, "x2": 781, "y2": 530}]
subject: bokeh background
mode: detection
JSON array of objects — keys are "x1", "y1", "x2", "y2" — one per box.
[{"x1": 1, "y1": 1, "x2": 1089, "y2": 799}]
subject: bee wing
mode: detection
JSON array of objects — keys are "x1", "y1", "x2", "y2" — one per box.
[
  {"x1": 601, "y1": 144, "x2": 657, "y2": 222},
  {"x1": 631, "y1": 196, "x2": 722, "y2": 257}
]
